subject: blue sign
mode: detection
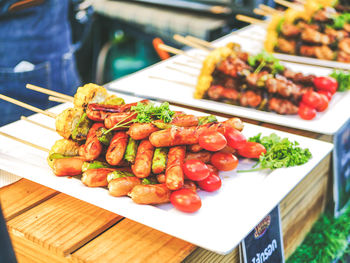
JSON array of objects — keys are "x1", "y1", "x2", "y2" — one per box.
[
  {"x1": 242, "y1": 205, "x2": 284, "y2": 263},
  {"x1": 333, "y1": 118, "x2": 350, "y2": 217}
]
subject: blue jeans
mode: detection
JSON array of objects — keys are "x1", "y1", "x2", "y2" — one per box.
[{"x1": 0, "y1": 0, "x2": 81, "y2": 126}]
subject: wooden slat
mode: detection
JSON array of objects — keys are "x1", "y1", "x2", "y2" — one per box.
[
  {"x1": 7, "y1": 193, "x2": 122, "y2": 257},
  {"x1": 183, "y1": 247, "x2": 239, "y2": 263},
  {"x1": 0, "y1": 178, "x2": 58, "y2": 221},
  {"x1": 71, "y1": 218, "x2": 196, "y2": 263}
]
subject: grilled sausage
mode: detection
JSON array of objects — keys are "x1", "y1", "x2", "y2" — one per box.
[
  {"x1": 128, "y1": 123, "x2": 159, "y2": 140},
  {"x1": 79, "y1": 123, "x2": 104, "y2": 161},
  {"x1": 108, "y1": 177, "x2": 141, "y2": 197},
  {"x1": 104, "y1": 112, "x2": 137, "y2": 129},
  {"x1": 52, "y1": 157, "x2": 85, "y2": 176},
  {"x1": 81, "y1": 168, "x2": 116, "y2": 187},
  {"x1": 184, "y1": 151, "x2": 212, "y2": 163},
  {"x1": 165, "y1": 146, "x2": 186, "y2": 190},
  {"x1": 132, "y1": 139, "x2": 155, "y2": 178},
  {"x1": 129, "y1": 184, "x2": 171, "y2": 204},
  {"x1": 106, "y1": 131, "x2": 129, "y2": 165}
]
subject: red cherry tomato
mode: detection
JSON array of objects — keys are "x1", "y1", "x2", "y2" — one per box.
[
  {"x1": 224, "y1": 127, "x2": 247, "y2": 149},
  {"x1": 210, "y1": 152, "x2": 239, "y2": 171},
  {"x1": 313, "y1": 76, "x2": 338, "y2": 94},
  {"x1": 298, "y1": 103, "x2": 317, "y2": 120},
  {"x1": 170, "y1": 189, "x2": 201, "y2": 213},
  {"x1": 197, "y1": 173, "x2": 222, "y2": 192},
  {"x1": 316, "y1": 94, "x2": 329, "y2": 112},
  {"x1": 318, "y1": 90, "x2": 332, "y2": 101},
  {"x1": 183, "y1": 159, "x2": 210, "y2": 181},
  {"x1": 302, "y1": 91, "x2": 321, "y2": 108},
  {"x1": 199, "y1": 131, "x2": 227, "y2": 152},
  {"x1": 237, "y1": 142, "x2": 266, "y2": 159}
]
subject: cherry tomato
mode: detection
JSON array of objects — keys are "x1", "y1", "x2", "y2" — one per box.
[
  {"x1": 199, "y1": 131, "x2": 227, "y2": 151},
  {"x1": 315, "y1": 94, "x2": 329, "y2": 112},
  {"x1": 302, "y1": 91, "x2": 321, "y2": 108},
  {"x1": 318, "y1": 90, "x2": 332, "y2": 101},
  {"x1": 210, "y1": 152, "x2": 239, "y2": 171},
  {"x1": 183, "y1": 159, "x2": 210, "y2": 181},
  {"x1": 313, "y1": 76, "x2": 338, "y2": 94},
  {"x1": 197, "y1": 173, "x2": 222, "y2": 192},
  {"x1": 224, "y1": 127, "x2": 247, "y2": 149},
  {"x1": 237, "y1": 142, "x2": 266, "y2": 159},
  {"x1": 298, "y1": 103, "x2": 316, "y2": 120},
  {"x1": 170, "y1": 189, "x2": 201, "y2": 213}
]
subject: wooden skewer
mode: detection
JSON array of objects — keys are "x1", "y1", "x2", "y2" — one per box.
[
  {"x1": 0, "y1": 131, "x2": 49, "y2": 152},
  {"x1": 185, "y1": 35, "x2": 215, "y2": 50},
  {"x1": 165, "y1": 66, "x2": 198, "y2": 77},
  {"x1": 172, "y1": 61, "x2": 201, "y2": 70},
  {"x1": 236, "y1": 14, "x2": 268, "y2": 25},
  {"x1": 158, "y1": 44, "x2": 203, "y2": 61},
  {"x1": 259, "y1": 4, "x2": 283, "y2": 15},
  {"x1": 48, "y1": 96, "x2": 71, "y2": 103},
  {"x1": 0, "y1": 94, "x2": 57, "y2": 119},
  {"x1": 274, "y1": 0, "x2": 303, "y2": 10},
  {"x1": 20, "y1": 116, "x2": 56, "y2": 132},
  {"x1": 26, "y1": 84, "x2": 74, "y2": 102},
  {"x1": 173, "y1": 34, "x2": 210, "y2": 52},
  {"x1": 148, "y1": 76, "x2": 196, "y2": 88},
  {"x1": 253, "y1": 8, "x2": 271, "y2": 17}
]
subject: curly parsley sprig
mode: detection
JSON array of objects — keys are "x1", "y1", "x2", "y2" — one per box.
[
  {"x1": 103, "y1": 101, "x2": 175, "y2": 134},
  {"x1": 238, "y1": 133, "x2": 312, "y2": 172},
  {"x1": 248, "y1": 50, "x2": 285, "y2": 75}
]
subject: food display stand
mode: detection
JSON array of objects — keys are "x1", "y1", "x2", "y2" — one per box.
[{"x1": 0, "y1": 25, "x2": 347, "y2": 262}]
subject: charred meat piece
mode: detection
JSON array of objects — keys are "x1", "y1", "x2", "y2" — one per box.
[
  {"x1": 325, "y1": 27, "x2": 349, "y2": 41},
  {"x1": 283, "y1": 69, "x2": 315, "y2": 86},
  {"x1": 337, "y1": 51, "x2": 350, "y2": 62},
  {"x1": 246, "y1": 71, "x2": 270, "y2": 88},
  {"x1": 301, "y1": 27, "x2": 330, "y2": 45},
  {"x1": 281, "y1": 24, "x2": 301, "y2": 37},
  {"x1": 339, "y1": 38, "x2": 350, "y2": 55},
  {"x1": 239, "y1": 91, "x2": 262, "y2": 108},
  {"x1": 344, "y1": 24, "x2": 350, "y2": 33},
  {"x1": 299, "y1": 45, "x2": 316, "y2": 58},
  {"x1": 277, "y1": 38, "x2": 296, "y2": 54},
  {"x1": 314, "y1": 45, "x2": 334, "y2": 60},
  {"x1": 207, "y1": 85, "x2": 239, "y2": 101},
  {"x1": 297, "y1": 21, "x2": 319, "y2": 31},
  {"x1": 313, "y1": 7, "x2": 336, "y2": 22},
  {"x1": 265, "y1": 76, "x2": 301, "y2": 99},
  {"x1": 268, "y1": 98, "x2": 298, "y2": 115},
  {"x1": 217, "y1": 57, "x2": 251, "y2": 77}
]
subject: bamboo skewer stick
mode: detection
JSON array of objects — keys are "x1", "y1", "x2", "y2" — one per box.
[
  {"x1": 172, "y1": 61, "x2": 201, "y2": 70},
  {"x1": 20, "y1": 116, "x2": 56, "y2": 132},
  {"x1": 165, "y1": 66, "x2": 198, "y2": 77},
  {"x1": 173, "y1": 34, "x2": 211, "y2": 52},
  {"x1": 48, "y1": 96, "x2": 71, "y2": 103},
  {"x1": 148, "y1": 76, "x2": 196, "y2": 88},
  {"x1": 236, "y1": 14, "x2": 268, "y2": 26},
  {"x1": 259, "y1": 4, "x2": 283, "y2": 15},
  {"x1": 274, "y1": 0, "x2": 303, "y2": 10},
  {"x1": 26, "y1": 84, "x2": 74, "y2": 102},
  {"x1": 185, "y1": 35, "x2": 215, "y2": 50},
  {"x1": 0, "y1": 131, "x2": 49, "y2": 152},
  {"x1": 253, "y1": 8, "x2": 271, "y2": 17},
  {"x1": 0, "y1": 94, "x2": 57, "y2": 118},
  {"x1": 157, "y1": 44, "x2": 203, "y2": 61}
]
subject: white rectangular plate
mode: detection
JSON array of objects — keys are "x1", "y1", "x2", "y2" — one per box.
[
  {"x1": 108, "y1": 25, "x2": 350, "y2": 135},
  {"x1": 0, "y1": 92, "x2": 333, "y2": 254}
]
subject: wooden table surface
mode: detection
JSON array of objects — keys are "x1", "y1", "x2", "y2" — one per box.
[{"x1": 0, "y1": 112, "x2": 334, "y2": 263}]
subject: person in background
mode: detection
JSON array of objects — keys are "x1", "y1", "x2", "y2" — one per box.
[{"x1": 0, "y1": 0, "x2": 82, "y2": 127}]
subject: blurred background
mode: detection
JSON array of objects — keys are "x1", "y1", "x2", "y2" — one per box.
[{"x1": 75, "y1": 0, "x2": 276, "y2": 85}]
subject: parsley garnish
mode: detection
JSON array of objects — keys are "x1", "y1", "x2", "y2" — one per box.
[
  {"x1": 330, "y1": 70, "x2": 350, "y2": 92},
  {"x1": 331, "y1": 13, "x2": 350, "y2": 30},
  {"x1": 239, "y1": 133, "x2": 312, "y2": 172},
  {"x1": 248, "y1": 50, "x2": 285, "y2": 75},
  {"x1": 131, "y1": 101, "x2": 174, "y2": 123}
]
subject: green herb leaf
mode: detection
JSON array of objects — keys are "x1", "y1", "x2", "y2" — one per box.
[
  {"x1": 248, "y1": 50, "x2": 284, "y2": 74},
  {"x1": 330, "y1": 70, "x2": 350, "y2": 92},
  {"x1": 131, "y1": 101, "x2": 174, "y2": 123},
  {"x1": 239, "y1": 133, "x2": 312, "y2": 172},
  {"x1": 331, "y1": 13, "x2": 350, "y2": 29}
]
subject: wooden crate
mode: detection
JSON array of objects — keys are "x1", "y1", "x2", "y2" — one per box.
[{"x1": 0, "y1": 152, "x2": 330, "y2": 263}]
